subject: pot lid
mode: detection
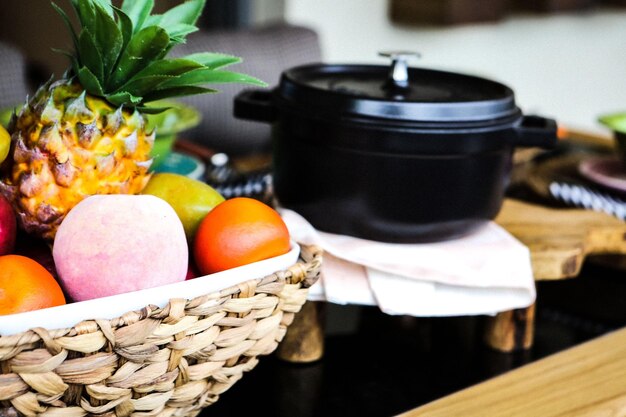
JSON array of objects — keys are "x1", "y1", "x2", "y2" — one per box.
[{"x1": 278, "y1": 52, "x2": 520, "y2": 123}]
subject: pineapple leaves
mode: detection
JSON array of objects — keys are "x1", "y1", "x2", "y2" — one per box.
[
  {"x1": 71, "y1": 0, "x2": 96, "y2": 31},
  {"x1": 68, "y1": 0, "x2": 123, "y2": 89},
  {"x1": 135, "y1": 105, "x2": 173, "y2": 115},
  {"x1": 107, "y1": 91, "x2": 143, "y2": 107},
  {"x1": 159, "y1": 0, "x2": 206, "y2": 27},
  {"x1": 107, "y1": 26, "x2": 170, "y2": 91},
  {"x1": 157, "y1": 68, "x2": 267, "y2": 89},
  {"x1": 143, "y1": 86, "x2": 217, "y2": 102},
  {"x1": 121, "y1": 0, "x2": 154, "y2": 33},
  {"x1": 112, "y1": 60, "x2": 265, "y2": 103},
  {"x1": 125, "y1": 59, "x2": 204, "y2": 81},
  {"x1": 184, "y1": 53, "x2": 241, "y2": 70},
  {"x1": 166, "y1": 23, "x2": 199, "y2": 44},
  {"x1": 91, "y1": 0, "x2": 113, "y2": 16},
  {"x1": 141, "y1": 0, "x2": 206, "y2": 30},
  {"x1": 54, "y1": 0, "x2": 266, "y2": 111},
  {"x1": 77, "y1": 67, "x2": 104, "y2": 96},
  {"x1": 93, "y1": 3, "x2": 123, "y2": 80},
  {"x1": 113, "y1": 58, "x2": 202, "y2": 96},
  {"x1": 78, "y1": 29, "x2": 103, "y2": 81},
  {"x1": 113, "y1": 6, "x2": 133, "y2": 57},
  {"x1": 143, "y1": 14, "x2": 164, "y2": 29},
  {"x1": 121, "y1": 75, "x2": 176, "y2": 97}
]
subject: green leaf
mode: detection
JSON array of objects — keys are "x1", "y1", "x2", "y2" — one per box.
[
  {"x1": 159, "y1": 0, "x2": 206, "y2": 27},
  {"x1": 143, "y1": 86, "x2": 217, "y2": 102},
  {"x1": 135, "y1": 105, "x2": 172, "y2": 115},
  {"x1": 77, "y1": 66, "x2": 105, "y2": 96},
  {"x1": 183, "y1": 52, "x2": 241, "y2": 70},
  {"x1": 51, "y1": 2, "x2": 78, "y2": 51},
  {"x1": 119, "y1": 75, "x2": 175, "y2": 96},
  {"x1": 71, "y1": 0, "x2": 96, "y2": 31},
  {"x1": 93, "y1": 2, "x2": 123, "y2": 79},
  {"x1": 107, "y1": 26, "x2": 170, "y2": 91},
  {"x1": 121, "y1": 0, "x2": 154, "y2": 33},
  {"x1": 144, "y1": 14, "x2": 163, "y2": 28},
  {"x1": 92, "y1": 0, "x2": 113, "y2": 16},
  {"x1": 113, "y1": 6, "x2": 133, "y2": 55},
  {"x1": 123, "y1": 58, "x2": 204, "y2": 82},
  {"x1": 165, "y1": 23, "x2": 198, "y2": 41},
  {"x1": 106, "y1": 91, "x2": 143, "y2": 107},
  {"x1": 78, "y1": 29, "x2": 104, "y2": 81},
  {"x1": 599, "y1": 113, "x2": 626, "y2": 134},
  {"x1": 158, "y1": 68, "x2": 267, "y2": 89}
]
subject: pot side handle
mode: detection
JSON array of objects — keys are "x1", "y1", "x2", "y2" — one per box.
[
  {"x1": 513, "y1": 115, "x2": 558, "y2": 148},
  {"x1": 234, "y1": 89, "x2": 277, "y2": 124}
]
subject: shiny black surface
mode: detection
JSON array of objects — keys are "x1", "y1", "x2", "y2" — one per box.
[{"x1": 200, "y1": 259, "x2": 626, "y2": 417}]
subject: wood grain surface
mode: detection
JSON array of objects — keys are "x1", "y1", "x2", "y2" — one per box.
[
  {"x1": 495, "y1": 199, "x2": 626, "y2": 280},
  {"x1": 276, "y1": 301, "x2": 325, "y2": 363},
  {"x1": 400, "y1": 326, "x2": 626, "y2": 417}
]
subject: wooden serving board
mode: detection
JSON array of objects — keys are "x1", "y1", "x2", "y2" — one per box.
[
  {"x1": 485, "y1": 141, "x2": 626, "y2": 352},
  {"x1": 400, "y1": 325, "x2": 626, "y2": 417},
  {"x1": 496, "y1": 198, "x2": 626, "y2": 280}
]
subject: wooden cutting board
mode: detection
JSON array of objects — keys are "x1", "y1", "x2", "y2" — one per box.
[{"x1": 496, "y1": 198, "x2": 626, "y2": 280}]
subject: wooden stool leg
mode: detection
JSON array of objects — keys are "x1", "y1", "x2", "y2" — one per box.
[
  {"x1": 484, "y1": 304, "x2": 536, "y2": 352},
  {"x1": 277, "y1": 301, "x2": 326, "y2": 363}
]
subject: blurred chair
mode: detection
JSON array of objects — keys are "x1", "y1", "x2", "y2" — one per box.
[
  {"x1": 0, "y1": 41, "x2": 30, "y2": 110},
  {"x1": 173, "y1": 24, "x2": 322, "y2": 156}
]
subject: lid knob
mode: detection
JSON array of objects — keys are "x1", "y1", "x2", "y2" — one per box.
[{"x1": 379, "y1": 51, "x2": 420, "y2": 90}]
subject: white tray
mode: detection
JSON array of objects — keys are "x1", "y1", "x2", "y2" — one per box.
[{"x1": 0, "y1": 242, "x2": 300, "y2": 336}]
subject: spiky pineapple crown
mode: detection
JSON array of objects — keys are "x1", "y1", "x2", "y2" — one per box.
[{"x1": 52, "y1": 0, "x2": 265, "y2": 113}]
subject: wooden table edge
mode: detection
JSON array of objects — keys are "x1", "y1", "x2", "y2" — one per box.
[{"x1": 398, "y1": 326, "x2": 626, "y2": 417}]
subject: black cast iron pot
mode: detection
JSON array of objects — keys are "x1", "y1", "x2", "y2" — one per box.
[{"x1": 235, "y1": 52, "x2": 557, "y2": 243}]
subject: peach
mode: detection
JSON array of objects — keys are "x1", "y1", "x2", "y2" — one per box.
[{"x1": 53, "y1": 194, "x2": 188, "y2": 302}]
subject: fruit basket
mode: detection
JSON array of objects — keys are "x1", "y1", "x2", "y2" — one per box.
[
  {"x1": 0, "y1": 1, "x2": 322, "y2": 414},
  {"x1": 0, "y1": 244, "x2": 322, "y2": 417}
]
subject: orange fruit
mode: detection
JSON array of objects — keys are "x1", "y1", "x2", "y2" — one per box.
[
  {"x1": 0, "y1": 254, "x2": 66, "y2": 315},
  {"x1": 193, "y1": 197, "x2": 291, "y2": 274}
]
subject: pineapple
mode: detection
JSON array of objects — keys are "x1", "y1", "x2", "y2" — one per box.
[{"x1": 0, "y1": 0, "x2": 264, "y2": 241}]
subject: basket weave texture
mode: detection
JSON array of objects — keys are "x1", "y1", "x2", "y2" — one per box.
[{"x1": 0, "y1": 245, "x2": 322, "y2": 417}]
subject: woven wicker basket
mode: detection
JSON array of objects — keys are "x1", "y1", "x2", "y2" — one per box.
[{"x1": 0, "y1": 244, "x2": 322, "y2": 417}]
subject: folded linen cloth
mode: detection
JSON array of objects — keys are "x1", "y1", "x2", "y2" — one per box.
[{"x1": 279, "y1": 209, "x2": 536, "y2": 317}]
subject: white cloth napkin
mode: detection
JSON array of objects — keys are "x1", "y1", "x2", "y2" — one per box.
[{"x1": 279, "y1": 209, "x2": 536, "y2": 317}]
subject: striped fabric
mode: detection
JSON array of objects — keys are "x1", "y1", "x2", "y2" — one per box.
[{"x1": 548, "y1": 181, "x2": 626, "y2": 221}]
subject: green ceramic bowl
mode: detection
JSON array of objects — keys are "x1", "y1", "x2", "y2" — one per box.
[
  {"x1": 1, "y1": 101, "x2": 201, "y2": 169},
  {"x1": 145, "y1": 100, "x2": 202, "y2": 168},
  {"x1": 0, "y1": 106, "x2": 17, "y2": 128},
  {"x1": 598, "y1": 112, "x2": 626, "y2": 166}
]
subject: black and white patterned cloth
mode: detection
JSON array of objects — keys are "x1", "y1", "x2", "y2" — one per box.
[{"x1": 548, "y1": 181, "x2": 626, "y2": 221}]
